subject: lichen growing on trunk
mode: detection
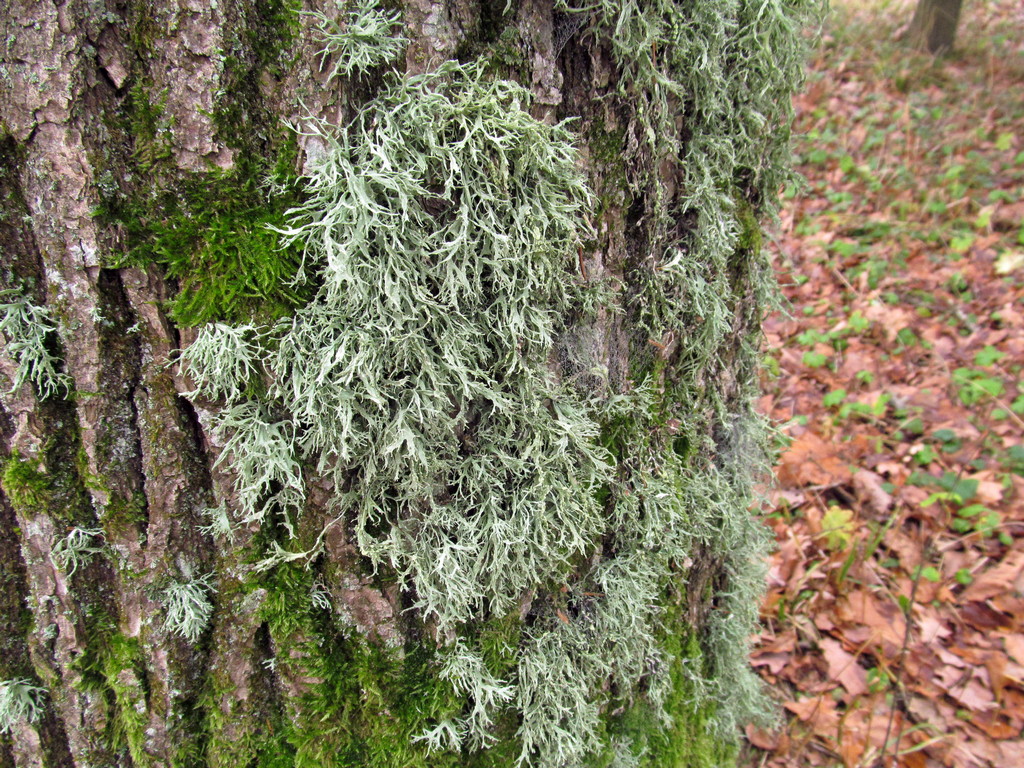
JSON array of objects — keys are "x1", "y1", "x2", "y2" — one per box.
[{"x1": 0, "y1": 0, "x2": 819, "y2": 765}]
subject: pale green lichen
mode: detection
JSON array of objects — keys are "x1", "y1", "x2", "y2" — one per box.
[
  {"x1": 306, "y1": 0, "x2": 407, "y2": 80},
  {"x1": 0, "y1": 677, "x2": 46, "y2": 734},
  {"x1": 50, "y1": 526, "x2": 105, "y2": 576},
  {"x1": 0, "y1": 290, "x2": 72, "y2": 400},
  {"x1": 179, "y1": 323, "x2": 261, "y2": 401},
  {"x1": 213, "y1": 400, "x2": 304, "y2": 532},
  {"x1": 198, "y1": 502, "x2": 237, "y2": 543},
  {"x1": 414, "y1": 639, "x2": 515, "y2": 751},
  {"x1": 562, "y1": 0, "x2": 818, "y2": 338},
  {"x1": 201, "y1": 61, "x2": 608, "y2": 635},
  {"x1": 159, "y1": 573, "x2": 216, "y2": 644}
]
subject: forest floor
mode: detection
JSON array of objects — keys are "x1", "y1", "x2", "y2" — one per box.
[{"x1": 748, "y1": 1, "x2": 1024, "y2": 767}]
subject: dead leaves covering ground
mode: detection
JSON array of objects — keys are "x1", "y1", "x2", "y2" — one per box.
[{"x1": 750, "y1": 2, "x2": 1024, "y2": 767}]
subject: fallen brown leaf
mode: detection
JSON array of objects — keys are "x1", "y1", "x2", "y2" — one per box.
[
  {"x1": 784, "y1": 695, "x2": 841, "y2": 737},
  {"x1": 961, "y1": 601, "x2": 1013, "y2": 631},
  {"x1": 820, "y1": 637, "x2": 869, "y2": 697},
  {"x1": 853, "y1": 469, "x2": 893, "y2": 517},
  {"x1": 777, "y1": 431, "x2": 853, "y2": 487},
  {"x1": 835, "y1": 590, "x2": 906, "y2": 658},
  {"x1": 961, "y1": 550, "x2": 1024, "y2": 602}
]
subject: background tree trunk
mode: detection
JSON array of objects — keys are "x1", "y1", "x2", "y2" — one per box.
[
  {"x1": 908, "y1": 0, "x2": 964, "y2": 54},
  {"x1": 0, "y1": 1, "x2": 816, "y2": 766}
]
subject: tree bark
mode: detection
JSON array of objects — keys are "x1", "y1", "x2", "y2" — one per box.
[
  {"x1": 0, "y1": 1, "x2": 816, "y2": 766},
  {"x1": 908, "y1": 0, "x2": 963, "y2": 54}
]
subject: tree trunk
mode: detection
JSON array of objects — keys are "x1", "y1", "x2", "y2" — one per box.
[
  {"x1": 0, "y1": 1, "x2": 816, "y2": 766},
  {"x1": 908, "y1": 0, "x2": 963, "y2": 54}
]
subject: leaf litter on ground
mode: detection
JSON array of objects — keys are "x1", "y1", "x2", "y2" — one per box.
[{"x1": 748, "y1": 1, "x2": 1024, "y2": 767}]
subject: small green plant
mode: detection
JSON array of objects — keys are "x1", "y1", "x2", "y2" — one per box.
[
  {"x1": 949, "y1": 503, "x2": 1003, "y2": 539},
  {"x1": 802, "y1": 350, "x2": 829, "y2": 368},
  {"x1": 855, "y1": 369, "x2": 875, "y2": 386},
  {"x1": 306, "y1": 0, "x2": 406, "y2": 80},
  {"x1": 865, "y1": 667, "x2": 890, "y2": 694},
  {"x1": 837, "y1": 392, "x2": 891, "y2": 421},
  {"x1": 820, "y1": 506, "x2": 855, "y2": 551},
  {"x1": 51, "y1": 527, "x2": 105, "y2": 576},
  {"x1": 952, "y1": 367, "x2": 1004, "y2": 405},
  {"x1": 954, "y1": 568, "x2": 973, "y2": 585},
  {"x1": 1003, "y1": 444, "x2": 1024, "y2": 476},
  {"x1": 0, "y1": 290, "x2": 72, "y2": 400},
  {"x1": 822, "y1": 388, "x2": 847, "y2": 409},
  {"x1": 159, "y1": 573, "x2": 216, "y2": 644},
  {"x1": 0, "y1": 678, "x2": 46, "y2": 734}
]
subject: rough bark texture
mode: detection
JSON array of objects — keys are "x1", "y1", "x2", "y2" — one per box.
[
  {"x1": 0, "y1": 1, "x2": 815, "y2": 766},
  {"x1": 908, "y1": 0, "x2": 963, "y2": 54}
]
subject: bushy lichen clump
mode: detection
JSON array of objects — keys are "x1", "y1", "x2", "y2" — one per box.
[
  {"x1": 0, "y1": 289, "x2": 72, "y2": 399},
  {"x1": 0, "y1": 677, "x2": 46, "y2": 734},
  {"x1": 50, "y1": 526, "x2": 106, "y2": 576},
  {"x1": 563, "y1": 0, "x2": 818, "y2": 333},
  {"x1": 562, "y1": 0, "x2": 818, "y2": 738},
  {"x1": 181, "y1": 61, "x2": 685, "y2": 766},
  {"x1": 305, "y1": 0, "x2": 407, "y2": 78},
  {"x1": 183, "y1": 60, "x2": 609, "y2": 634},
  {"x1": 159, "y1": 573, "x2": 216, "y2": 644}
]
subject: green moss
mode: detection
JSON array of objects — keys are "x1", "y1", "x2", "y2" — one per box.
[
  {"x1": 200, "y1": 557, "x2": 530, "y2": 767},
  {"x1": 232, "y1": 563, "x2": 467, "y2": 768},
  {"x1": 4, "y1": 431, "x2": 93, "y2": 529},
  {"x1": 474, "y1": 610, "x2": 522, "y2": 681},
  {"x1": 1, "y1": 453, "x2": 51, "y2": 513},
  {"x1": 588, "y1": 117, "x2": 630, "y2": 217},
  {"x1": 102, "y1": 151, "x2": 309, "y2": 328},
  {"x1": 609, "y1": 631, "x2": 734, "y2": 768},
  {"x1": 95, "y1": 0, "x2": 309, "y2": 328},
  {"x1": 214, "y1": 0, "x2": 302, "y2": 154},
  {"x1": 125, "y1": 78, "x2": 173, "y2": 174},
  {"x1": 0, "y1": 134, "x2": 42, "y2": 290},
  {"x1": 74, "y1": 631, "x2": 152, "y2": 766},
  {"x1": 734, "y1": 198, "x2": 763, "y2": 255},
  {"x1": 456, "y1": 5, "x2": 525, "y2": 75},
  {"x1": 100, "y1": 490, "x2": 148, "y2": 536}
]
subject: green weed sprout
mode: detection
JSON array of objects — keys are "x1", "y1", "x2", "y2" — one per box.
[
  {"x1": 159, "y1": 574, "x2": 216, "y2": 644},
  {"x1": 50, "y1": 526, "x2": 105, "y2": 576},
  {"x1": 306, "y1": 0, "x2": 407, "y2": 80},
  {"x1": 0, "y1": 678, "x2": 46, "y2": 734},
  {"x1": 0, "y1": 290, "x2": 72, "y2": 400}
]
